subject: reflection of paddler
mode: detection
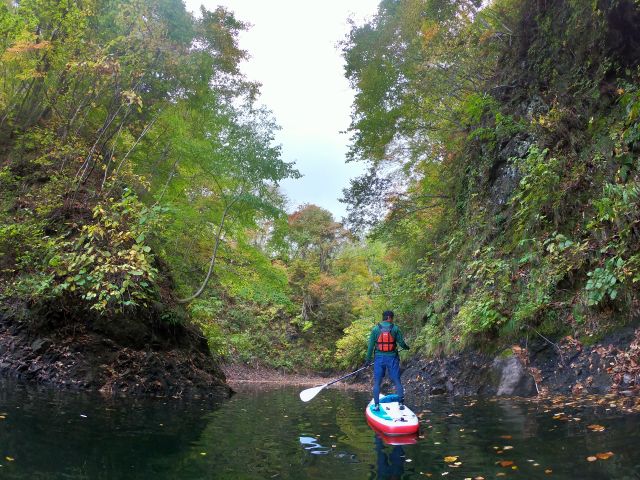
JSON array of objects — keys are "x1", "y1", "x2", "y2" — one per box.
[{"x1": 375, "y1": 434, "x2": 405, "y2": 480}]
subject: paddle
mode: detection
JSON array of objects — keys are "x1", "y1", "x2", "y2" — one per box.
[{"x1": 299, "y1": 364, "x2": 371, "y2": 402}]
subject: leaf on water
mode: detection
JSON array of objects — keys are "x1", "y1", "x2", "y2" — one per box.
[
  {"x1": 5, "y1": 457, "x2": 14, "y2": 462},
  {"x1": 586, "y1": 456, "x2": 597, "y2": 462},
  {"x1": 545, "y1": 469, "x2": 553, "y2": 474},
  {"x1": 444, "y1": 456, "x2": 458, "y2": 463},
  {"x1": 499, "y1": 435, "x2": 512, "y2": 439},
  {"x1": 587, "y1": 424, "x2": 606, "y2": 432},
  {"x1": 596, "y1": 452, "x2": 614, "y2": 460},
  {"x1": 498, "y1": 460, "x2": 514, "y2": 467},
  {"x1": 503, "y1": 446, "x2": 514, "y2": 450}
]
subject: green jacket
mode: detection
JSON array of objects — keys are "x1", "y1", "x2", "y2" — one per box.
[{"x1": 366, "y1": 321, "x2": 409, "y2": 362}]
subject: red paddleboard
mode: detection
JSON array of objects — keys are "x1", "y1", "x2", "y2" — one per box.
[{"x1": 365, "y1": 394, "x2": 419, "y2": 436}]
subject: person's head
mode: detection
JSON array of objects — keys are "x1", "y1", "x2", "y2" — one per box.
[{"x1": 382, "y1": 310, "x2": 394, "y2": 322}]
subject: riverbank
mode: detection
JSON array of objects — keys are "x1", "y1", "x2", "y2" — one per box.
[
  {"x1": 222, "y1": 362, "x2": 369, "y2": 392},
  {"x1": 0, "y1": 310, "x2": 231, "y2": 398},
  {"x1": 2, "y1": 305, "x2": 639, "y2": 402},
  {"x1": 402, "y1": 325, "x2": 640, "y2": 401}
]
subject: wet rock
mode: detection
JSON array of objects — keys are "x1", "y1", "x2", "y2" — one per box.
[
  {"x1": 31, "y1": 338, "x2": 52, "y2": 354},
  {"x1": 524, "y1": 94, "x2": 550, "y2": 121},
  {"x1": 489, "y1": 162, "x2": 521, "y2": 207},
  {"x1": 493, "y1": 356, "x2": 537, "y2": 397},
  {"x1": 403, "y1": 326, "x2": 640, "y2": 399},
  {"x1": 430, "y1": 384, "x2": 446, "y2": 395}
]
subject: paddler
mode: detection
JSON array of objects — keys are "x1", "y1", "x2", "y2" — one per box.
[{"x1": 365, "y1": 310, "x2": 410, "y2": 411}]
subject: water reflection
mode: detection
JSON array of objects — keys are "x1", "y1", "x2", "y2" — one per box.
[
  {"x1": 0, "y1": 381, "x2": 640, "y2": 479},
  {"x1": 374, "y1": 435, "x2": 405, "y2": 480},
  {"x1": 299, "y1": 436, "x2": 330, "y2": 455}
]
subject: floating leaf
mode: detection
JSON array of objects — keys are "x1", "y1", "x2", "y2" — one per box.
[
  {"x1": 5, "y1": 457, "x2": 14, "y2": 462},
  {"x1": 587, "y1": 424, "x2": 605, "y2": 432},
  {"x1": 596, "y1": 452, "x2": 614, "y2": 460},
  {"x1": 498, "y1": 460, "x2": 514, "y2": 467},
  {"x1": 444, "y1": 456, "x2": 458, "y2": 463},
  {"x1": 586, "y1": 456, "x2": 597, "y2": 462}
]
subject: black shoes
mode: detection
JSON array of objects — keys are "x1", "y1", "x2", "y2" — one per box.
[{"x1": 398, "y1": 399, "x2": 405, "y2": 410}]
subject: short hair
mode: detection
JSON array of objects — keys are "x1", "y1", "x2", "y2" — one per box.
[{"x1": 382, "y1": 310, "x2": 394, "y2": 321}]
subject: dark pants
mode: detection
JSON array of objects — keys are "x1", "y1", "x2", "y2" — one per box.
[{"x1": 373, "y1": 354, "x2": 403, "y2": 405}]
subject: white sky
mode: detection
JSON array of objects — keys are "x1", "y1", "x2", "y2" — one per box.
[{"x1": 184, "y1": 0, "x2": 380, "y2": 220}]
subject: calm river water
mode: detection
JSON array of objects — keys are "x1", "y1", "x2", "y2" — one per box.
[{"x1": 0, "y1": 381, "x2": 639, "y2": 479}]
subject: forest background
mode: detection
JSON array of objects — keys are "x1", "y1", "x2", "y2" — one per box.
[{"x1": 1, "y1": 0, "x2": 639, "y2": 374}]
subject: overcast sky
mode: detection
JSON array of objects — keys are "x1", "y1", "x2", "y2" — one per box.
[{"x1": 184, "y1": 0, "x2": 380, "y2": 220}]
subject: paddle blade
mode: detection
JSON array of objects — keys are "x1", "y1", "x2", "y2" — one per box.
[{"x1": 299, "y1": 385, "x2": 326, "y2": 402}]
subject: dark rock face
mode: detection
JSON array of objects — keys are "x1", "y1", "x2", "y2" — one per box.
[
  {"x1": 401, "y1": 326, "x2": 640, "y2": 400},
  {"x1": 493, "y1": 356, "x2": 537, "y2": 396},
  {"x1": 0, "y1": 311, "x2": 232, "y2": 398}
]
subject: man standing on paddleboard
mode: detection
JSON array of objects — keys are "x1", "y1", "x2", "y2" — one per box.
[{"x1": 365, "y1": 310, "x2": 410, "y2": 411}]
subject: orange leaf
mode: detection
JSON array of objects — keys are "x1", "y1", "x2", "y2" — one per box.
[
  {"x1": 587, "y1": 424, "x2": 605, "y2": 432},
  {"x1": 596, "y1": 452, "x2": 614, "y2": 460}
]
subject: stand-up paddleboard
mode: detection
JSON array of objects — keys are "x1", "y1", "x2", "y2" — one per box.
[{"x1": 365, "y1": 394, "x2": 419, "y2": 436}]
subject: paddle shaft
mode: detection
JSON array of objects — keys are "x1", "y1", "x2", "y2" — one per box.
[{"x1": 324, "y1": 364, "x2": 370, "y2": 388}]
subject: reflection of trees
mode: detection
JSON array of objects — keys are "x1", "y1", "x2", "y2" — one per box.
[
  {"x1": 188, "y1": 387, "x2": 374, "y2": 479},
  {"x1": 0, "y1": 381, "x2": 220, "y2": 479},
  {"x1": 4, "y1": 385, "x2": 636, "y2": 479}
]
